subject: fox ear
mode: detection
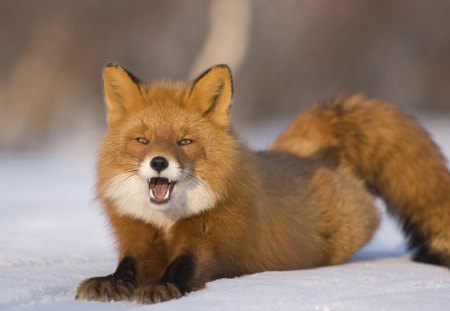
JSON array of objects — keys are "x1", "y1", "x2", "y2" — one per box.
[
  {"x1": 102, "y1": 63, "x2": 144, "y2": 126},
  {"x1": 187, "y1": 65, "x2": 233, "y2": 128}
]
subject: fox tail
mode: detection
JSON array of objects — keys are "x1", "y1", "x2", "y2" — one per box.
[{"x1": 271, "y1": 93, "x2": 450, "y2": 267}]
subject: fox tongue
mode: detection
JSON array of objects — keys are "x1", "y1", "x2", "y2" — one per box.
[{"x1": 153, "y1": 178, "x2": 170, "y2": 201}]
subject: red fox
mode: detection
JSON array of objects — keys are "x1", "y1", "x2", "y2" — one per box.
[{"x1": 76, "y1": 64, "x2": 450, "y2": 304}]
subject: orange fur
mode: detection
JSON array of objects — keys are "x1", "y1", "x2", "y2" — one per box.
[
  {"x1": 76, "y1": 65, "x2": 450, "y2": 304},
  {"x1": 272, "y1": 94, "x2": 450, "y2": 266}
]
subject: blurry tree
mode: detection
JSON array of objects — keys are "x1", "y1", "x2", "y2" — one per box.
[
  {"x1": 0, "y1": 0, "x2": 449, "y2": 151},
  {"x1": 0, "y1": 0, "x2": 210, "y2": 150}
]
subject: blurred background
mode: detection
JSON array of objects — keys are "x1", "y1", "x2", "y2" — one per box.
[{"x1": 1, "y1": 0, "x2": 449, "y2": 153}]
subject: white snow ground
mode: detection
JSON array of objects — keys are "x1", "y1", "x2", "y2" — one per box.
[{"x1": 1, "y1": 116, "x2": 450, "y2": 311}]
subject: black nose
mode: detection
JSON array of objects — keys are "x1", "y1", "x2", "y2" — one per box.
[{"x1": 150, "y1": 156, "x2": 169, "y2": 172}]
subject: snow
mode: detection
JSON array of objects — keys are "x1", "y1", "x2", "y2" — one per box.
[{"x1": 1, "y1": 116, "x2": 450, "y2": 311}]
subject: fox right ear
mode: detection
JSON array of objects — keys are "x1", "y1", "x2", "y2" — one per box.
[
  {"x1": 102, "y1": 63, "x2": 144, "y2": 126},
  {"x1": 187, "y1": 65, "x2": 233, "y2": 128}
]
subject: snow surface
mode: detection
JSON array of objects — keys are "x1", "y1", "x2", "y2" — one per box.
[{"x1": 1, "y1": 116, "x2": 450, "y2": 311}]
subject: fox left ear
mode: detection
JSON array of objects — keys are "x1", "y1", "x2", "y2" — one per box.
[
  {"x1": 102, "y1": 63, "x2": 145, "y2": 126},
  {"x1": 187, "y1": 65, "x2": 233, "y2": 128}
]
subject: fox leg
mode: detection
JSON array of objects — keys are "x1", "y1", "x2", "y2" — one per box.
[
  {"x1": 75, "y1": 208, "x2": 168, "y2": 302},
  {"x1": 134, "y1": 254, "x2": 198, "y2": 304}
]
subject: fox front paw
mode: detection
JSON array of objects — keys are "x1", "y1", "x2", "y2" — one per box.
[
  {"x1": 134, "y1": 282, "x2": 182, "y2": 304},
  {"x1": 75, "y1": 275, "x2": 135, "y2": 302}
]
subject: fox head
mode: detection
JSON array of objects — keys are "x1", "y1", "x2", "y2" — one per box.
[{"x1": 98, "y1": 63, "x2": 240, "y2": 230}]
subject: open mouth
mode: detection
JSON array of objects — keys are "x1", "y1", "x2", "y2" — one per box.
[{"x1": 148, "y1": 177, "x2": 176, "y2": 204}]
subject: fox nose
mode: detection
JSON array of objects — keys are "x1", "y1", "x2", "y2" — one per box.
[{"x1": 150, "y1": 156, "x2": 169, "y2": 172}]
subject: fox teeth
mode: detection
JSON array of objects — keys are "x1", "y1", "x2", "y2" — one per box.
[
  {"x1": 163, "y1": 188, "x2": 170, "y2": 200},
  {"x1": 148, "y1": 177, "x2": 175, "y2": 204}
]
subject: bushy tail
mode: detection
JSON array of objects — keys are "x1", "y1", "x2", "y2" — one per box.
[{"x1": 271, "y1": 93, "x2": 450, "y2": 267}]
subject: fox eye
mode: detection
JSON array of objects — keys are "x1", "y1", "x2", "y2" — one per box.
[
  {"x1": 136, "y1": 137, "x2": 149, "y2": 145},
  {"x1": 177, "y1": 139, "x2": 193, "y2": 146}
]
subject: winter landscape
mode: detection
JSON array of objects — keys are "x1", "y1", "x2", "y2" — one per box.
[{"x1": 1, "y1": 117, "x2": 450, "y2": 311}]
